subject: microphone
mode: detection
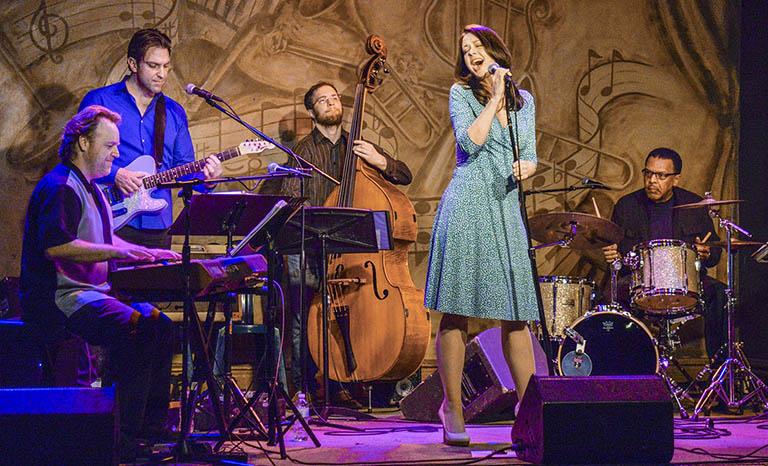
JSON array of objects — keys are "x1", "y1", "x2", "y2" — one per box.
[
  {"x1": 487, "y1": 63, "x2": 524, "y2": 111},
  {"x1": 184, "y1": 83, "x2": 224, "y2": 102},
  {"x1": 267, "y1": 162, "x2": 310, "y2": 176},
  {"x1": 581, "y1": 177, "x2": 611, "y2": 190},
  {"x1": 487, "y1": 62, "x2": 511, "y2": 76}
]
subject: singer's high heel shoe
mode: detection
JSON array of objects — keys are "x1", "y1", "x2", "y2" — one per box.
[{"x1": 438, "y1": 402, "x2": 470, "y2": 447}]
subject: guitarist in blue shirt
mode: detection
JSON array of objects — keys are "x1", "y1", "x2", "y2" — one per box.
[{"x1": 79, "y1": 28, "x2": 223, "y2": 248}]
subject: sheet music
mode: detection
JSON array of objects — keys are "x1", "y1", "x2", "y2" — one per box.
[
  {"x1": 752, "y1": 243, "x2": 768, "y2": 263},
  {"x1": 228, "y1": 199, "x2": 288, "y2": 257},
  {"x1": 373, "y1": 210, "x2": 392, "y2": 250}
]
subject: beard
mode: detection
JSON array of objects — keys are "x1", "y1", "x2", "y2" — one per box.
[{"x1": 315, "y1": 108, "x2": 343, "y2": 126}]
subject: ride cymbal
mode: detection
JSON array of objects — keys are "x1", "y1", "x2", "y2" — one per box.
[
  {"x1": 529, "y1": 212, "x2": 624, "y2": 249},
  {"x1": 673, "y1": 197, "x2": 743, "y2": 210}
]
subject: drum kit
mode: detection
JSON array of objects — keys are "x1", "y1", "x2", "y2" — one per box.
[{"x1": 529, "y1": 194, "x2": 768, "y2": 418}]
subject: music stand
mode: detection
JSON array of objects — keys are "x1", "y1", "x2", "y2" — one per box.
[
  {"x1": 168, "y1": 193, "x2": 315, "y2": 456},
  {"x1": 274, "y1": 207, "x2": 390, "y2": 425},
  {"x1": 170, "y1": 193, "x2": 297, "y2": 238},
  {"x1": 217, "y1": 195, "x2": 322, "y2": 457}
]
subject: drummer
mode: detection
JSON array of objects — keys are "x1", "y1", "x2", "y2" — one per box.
[{"x1": 601, "y1": 147, "x2": 727, "y2": 362}]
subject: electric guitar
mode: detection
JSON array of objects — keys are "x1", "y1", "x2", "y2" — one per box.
[{"x1": 97, "y1": 139, "x2": 274, "y2": 230}]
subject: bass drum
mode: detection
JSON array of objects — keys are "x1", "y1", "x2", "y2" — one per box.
[{"x1": 558, "y1": 311, "x2": 659, "y2": 376}]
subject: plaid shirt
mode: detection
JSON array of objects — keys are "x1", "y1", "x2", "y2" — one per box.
[{"x1": 264, "y1": 127, "x2": 412, "y2": 206}]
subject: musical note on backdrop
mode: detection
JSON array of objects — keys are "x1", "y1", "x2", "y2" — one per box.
[
  {"x1": 579, "y1": 49, "x2": 602, "y2": 96},
  {"x1": 600, "y1": 49, "x2": 624, "y2": 97},
  {"x1": 29, "y1": 0, "x2": 69, "y2": 64}
]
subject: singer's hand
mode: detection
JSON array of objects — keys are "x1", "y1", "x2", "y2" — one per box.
[
  {"x1": 353, "y1": 140, "x2": 387, "y2": 171},
  {"x1": 115, "y1": 168, "x2": 148, "y2": 195},
  {"x1": 511, "y1": 160, "x2": 536, "y2": 181},
  {"x1": 602, "y1": 244, "x2": 620, "y2": 263},
  {"x1": 490, "y1": 66, "x2": 509, "y2": 111},
  {"x1": 202, "y1": 155, "x2": 223, "y2": 179}
]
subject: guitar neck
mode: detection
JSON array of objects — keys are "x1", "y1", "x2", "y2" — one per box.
[{"x1": 143, "y1": 146, "x2": 240, "y2": 189}]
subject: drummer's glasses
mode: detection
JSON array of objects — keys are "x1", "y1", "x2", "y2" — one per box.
[{"x1": 642, "y1": 169, "x2": 679, "y2": 180}]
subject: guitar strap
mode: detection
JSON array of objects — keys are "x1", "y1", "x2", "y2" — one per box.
[{"x1": 152, "y1": 93, "x2": 167, "y2": 168}]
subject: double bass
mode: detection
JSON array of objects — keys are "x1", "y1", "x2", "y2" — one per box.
[{"x1": 307, "y1": 35, "x2": 430, "y2": 383}]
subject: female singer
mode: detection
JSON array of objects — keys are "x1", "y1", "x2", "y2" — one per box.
[{"x1": 424, "y1": 24, "x2": 539, "y2": 446}]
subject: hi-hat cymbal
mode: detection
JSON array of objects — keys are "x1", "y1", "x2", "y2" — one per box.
[
  {"x1": 704, "y1": 239, "x2": 764, "y2": 250},
  {"x1": 529, "y1": 212, "x2": 624, "y2": 249},
  {"x1": 673, "y1": 197, "x2": 744, "y2": 210}
]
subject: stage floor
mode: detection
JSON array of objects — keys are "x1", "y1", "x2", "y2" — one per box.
[{"x1": 181, "y1": 408, "x2": 768, "y2": 465}]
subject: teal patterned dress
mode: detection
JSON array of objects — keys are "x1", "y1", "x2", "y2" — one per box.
[{"x1": 424, "y1": 83, "x2": 539, "y2": 321}]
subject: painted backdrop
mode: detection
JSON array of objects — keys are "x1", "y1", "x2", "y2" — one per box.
[{"x1": 0, "y1": 0, "x2": 739, "y2": 363}]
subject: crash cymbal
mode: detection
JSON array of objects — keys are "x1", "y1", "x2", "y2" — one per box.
[
  {"x1": 529, "y1": 212, "x2": 624, "y2": 249},
  {"x1": 673, "y1": 197, "x2": 744, "y2": 210},
  {"x1": 703, "y1": 239, "x2": 764, "y2": 250}
]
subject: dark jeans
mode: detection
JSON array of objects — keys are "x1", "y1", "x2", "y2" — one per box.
[
  {"x1": 67, "y1": 299, "x2": 173, "y2": 442},
  {"x1": 602, "y1": 274, "x2": 727, "y2": 360},
  {"x1": 117, "y1": 225, "x2": 172, "y2": 249}
]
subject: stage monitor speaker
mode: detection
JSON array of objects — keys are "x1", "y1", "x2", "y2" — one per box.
[
  {"x1": 400, "y1": 327, "x2": 548, "y2": 423},
  {"x1": 511, "y1": 375, "x2": 674, "y2": 464},
  {"x1": 0, "y1": 386, "x2": 118, "y2": 466}
]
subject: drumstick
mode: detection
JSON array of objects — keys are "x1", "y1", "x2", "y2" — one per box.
[
  {"x1": 592, "y1": 197, "x2": 602, "y2": 218},
  {"x1": 699, "y1": 232, "x2": 712, "y2": 244}
]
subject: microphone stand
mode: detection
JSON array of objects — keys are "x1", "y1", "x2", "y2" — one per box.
[
  {"x1": 198, "y1": 95, "x2": 338, "y2": 410},
  {"x1": 196, "y1": 97, "x2": 338, "y2": 186},
  {"x1": 503, "y1": 76, "x2": 555, "y2": 375},
  {"x1": 524, "y1": 183, "x2": 607, "y2": 196}
]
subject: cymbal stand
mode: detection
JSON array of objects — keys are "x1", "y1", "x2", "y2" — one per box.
[
  {"x1": 529, "y1": 222, "x2": 574, "y2": 367},
  {"x1": 531, "y1": 222, "x2": 576, "y2": 250},
  {"x1": 692, "y1": 209, "x2": 768, "y2": 418}
]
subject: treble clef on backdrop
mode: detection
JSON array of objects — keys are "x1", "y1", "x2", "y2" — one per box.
[{"x1": 29, "y1": 0, "x2": 69, "y2": 64}]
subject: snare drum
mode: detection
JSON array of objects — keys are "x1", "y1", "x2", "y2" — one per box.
[
  {"x1": 558, "y1": 311, "x2": 659, "y2": 376},
  {"x1": 538, "y1": 276, "x2": 595, "y2": 337},
  {"x1": 630, "y1": 239, "x2": 701, "y2": 317}
]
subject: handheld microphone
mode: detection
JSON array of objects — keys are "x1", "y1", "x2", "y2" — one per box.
[
  {"x1": 487, "y1": 62, "x2": 510, "y2": 76},
  {"x1": 487, "y1": 63, "x2": 524, "y2": 111},
  {"x1": 581, "y1": 177, "x2": 611, "y2": 190},
  {"x1": 267, "y1": 162, "x2": 310, "y2": 176},
  {"x1": 184, "y1": 83, "x2": 224, "y2": 102}
]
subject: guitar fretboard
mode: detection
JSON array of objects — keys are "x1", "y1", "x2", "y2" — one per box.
[{"x1": 143, "y1": 147, "x2": 240, "y2": 189}]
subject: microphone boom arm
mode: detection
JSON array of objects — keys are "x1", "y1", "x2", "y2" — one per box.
[
  {"x1": 198, "y1": 96, "x2": 339, "y2": 186},
  {"x1": 524, "y1": 180, "x2": 610, "y2": 196}
]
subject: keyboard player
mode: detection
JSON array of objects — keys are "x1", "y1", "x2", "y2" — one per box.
[{"x1": 19, "y1": 106, "x2": 180, "y2": 461}]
